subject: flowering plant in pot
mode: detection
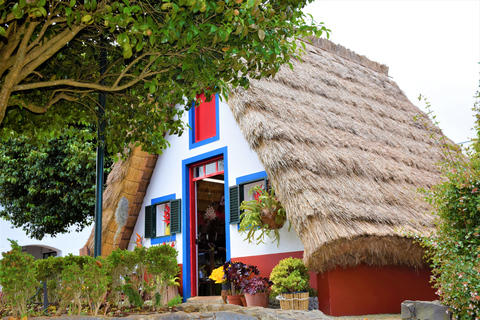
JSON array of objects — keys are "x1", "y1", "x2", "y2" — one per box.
[
  {"x1": 223, "y1": 261, "x2": 259, "y2": 305},
  {"x1": 209, "y1": 265, "x2": 229, "y2": 303},
  {"x1": 242, "y1": 276, "x2": 273, "y2": 308},
  {"x1": 239, "y1": 185, "x2": 288, "y2": 246}
]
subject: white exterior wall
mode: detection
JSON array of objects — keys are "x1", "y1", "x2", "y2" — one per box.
[
  {"x1": 0, "y1": 212, "x2": 93, "y2": 258},
  {"x1": 128, "y1": 98, "x2": 304, "y2": 262}
]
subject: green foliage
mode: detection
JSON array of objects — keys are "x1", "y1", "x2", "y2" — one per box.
[
  {"x1": 270, "y1": 257, "x2": 309, "y2": 296},
  {"x1": 154, "y1": 292, "x2": 162, "y2": 308},
  {"x1": 239, "y1": 185, "x2": 288, "y2": 245},
  {"x1": 58, "y1": 261, "x2": 84, "y2": 315},
  {"x1": 106, "y1": 248, "x2": 140, "y2": 306},
  {"x1": 83, "y1": 257, "x2": 109, "y2": 315},
  {"x1": 35, "y1": 256, "x2": 65, "y2": 304},
  {"x1": 0, "y1": 239, "x2": 38, "y2": 317},
  {"x1": 123, "y1": 283, "x2": 143, "y2": 308},
  {"x1": 145, "y1": 243, "x2": 179, "y2": 279},
  {"x1": 0, "y1": 0, "x2": 329, "y2": 157},
  {"x1": 144, "y1": 244, "x2": 180, "y2": 308},
  {"x1": 415, "y1": 89, "x2": 480, "y2": 319},
  {"x1": 0, "y1": 133, "x2": 112, "y2": 239},
  {"x1": 0, "y1": 243, "x2": 181, "y2": 314},
  {"x1": 106, "y1": 245, "x2": 179, "y2": 309},
  {"x1": 167, "y1": 294, "x2": 183, "y2": 308}
]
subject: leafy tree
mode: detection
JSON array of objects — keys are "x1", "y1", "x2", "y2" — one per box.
[
  {"x1": 415, "y1": 89, "x2": 480, "y2": 319},
  {"x1": 0, "y1": 0, "x2": 328, "y2": 156},
  {"x1": 0, "y1": 133, "x2": 112, "y2": 239}
]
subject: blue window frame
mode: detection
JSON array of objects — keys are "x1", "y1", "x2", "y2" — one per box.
[{"x1": 149, "y1": 194, "x2": 177, "y2": 245}]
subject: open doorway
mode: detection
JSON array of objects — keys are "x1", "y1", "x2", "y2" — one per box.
[{"x1": 191, "y1": 158, "x2": 226, "y2": 296}]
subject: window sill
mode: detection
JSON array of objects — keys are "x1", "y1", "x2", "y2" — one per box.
[{"x1": 151, "y1": 234, "x2": 176, "y2": 245}]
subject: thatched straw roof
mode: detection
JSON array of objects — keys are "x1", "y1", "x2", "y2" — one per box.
[
  {"x1": 85, "y1": 146, "x2": 157, "y2": 256},
  {"x1": 228, "y1": 37, "x2": 445, "y2": 273}
]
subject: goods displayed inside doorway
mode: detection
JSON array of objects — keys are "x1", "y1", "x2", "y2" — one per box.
[{"x1": 192, "y1": 158, "x2": 226, "y2": 296}]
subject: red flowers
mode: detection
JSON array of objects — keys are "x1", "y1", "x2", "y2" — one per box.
[{"x1": 163, "y1": 204, "x2": 171, "y2": 225}]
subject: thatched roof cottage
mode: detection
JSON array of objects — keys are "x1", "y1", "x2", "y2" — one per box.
[{"x1": 85, "y1": 38, "x2": 444, "y2": 315}]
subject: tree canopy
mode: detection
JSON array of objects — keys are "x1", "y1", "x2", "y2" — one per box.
[
  {"x1": 0, "y1": 0, "x2": 328, "y2": 156},
  {"x1": 0, "y1": 134, "x2": 112, "y2": 240}
]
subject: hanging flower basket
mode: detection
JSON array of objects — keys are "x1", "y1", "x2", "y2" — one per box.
[
  {"x1": 239, "y1": 185, "x2": 289, "y2": 245},
  {"x1": 260, "y1": 207, "x2": 286, "y2": 230}
]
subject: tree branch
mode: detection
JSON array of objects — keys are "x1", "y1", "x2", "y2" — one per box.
[
  {"x1": 0, "y1": 21, "x2": 25, "y2": 77},
  {"x1": 26, "y1": 17, "x2": 68, "y2": 54},
  {"x1": 112, "y1": 52, "x2": 158, "y2": 87},
  {"x1": 0, "y1": 12, "x2": 16, "y2": 25},
  {"x1": 15, "y1": 25, "x2": 84, "y2": 84},
  {"x1": 8, "y1": 92, "x2": 78, "y2": 113},
  {"x1": 0, "y1": 17, "x2": 39, "y2": 124},
  {"x1": 13, "y1": 68, "x2": 172, "y2": 92}
]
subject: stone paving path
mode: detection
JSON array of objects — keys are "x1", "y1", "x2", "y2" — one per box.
[
  {"x1": 126, "y1": 303, "x2": 401, "y2": 320},
  {"x1": 1, "y1": 302, "x2": 401, "y2": 320}
]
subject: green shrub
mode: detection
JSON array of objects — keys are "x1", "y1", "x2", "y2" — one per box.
[
  {"x1": 106, "y1": 249, "x2": 140, "y2": 307},
  {"x1": 415, "y1": 91, "x2": 480, "y2": 319},
  {"x1": 0, "y1": 239, "x2": 38, "y2": 317},
  {"x1": 58, "y1": 261, "x2": 84, "y2": 315},
  {"x1": 167, "y1": 294, "x2": 183, "y2": 308},
  {"x1": 83, "y1": 257, "x2": 109, "y2": 315},
  {"x1": 144, "y1": 244, "x2": 180, "y2": 308},
  {"x1": 0, "y1": 241, "x2": 181, "y2": 314},
  {"x1": 35, "y1": 256, "x2": 65, "y2": 304},
  {"x1": 270, "y1": 257, "x2": 310, "y2": 296}
]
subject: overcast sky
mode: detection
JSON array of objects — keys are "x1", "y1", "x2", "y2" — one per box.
[{"x1": 304, "y1": 0, "x2": 480, "y2": 144}]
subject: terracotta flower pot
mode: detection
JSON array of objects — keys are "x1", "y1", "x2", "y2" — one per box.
[
  {"x1": 245, "y1": 292, "x2": 269, "y2": 308},
  {"x1": 227, "y1": 294, "x2": 243, "y2": 306},
  {"x1": 240, "y1": 294, "x2": 246, "y2": 306}
]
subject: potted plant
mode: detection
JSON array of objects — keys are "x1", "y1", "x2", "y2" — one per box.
[
  {"x1": 209, "y1": 265, "x2": 229, "y2": 303},
  {"x1": 239, "y1": 185, "x2": 288, "y2": 245},
  {"x1": 270, "y1": 258, "x2": 310, "y2": 310},
  {"x1": 223, "y1": 261, "x2": 259, "y2": 306},
  {"x1": 242, "y1": 276, "x2": 272, "y2": 308}
]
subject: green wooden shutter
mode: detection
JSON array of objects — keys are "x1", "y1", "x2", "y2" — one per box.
[
  {"x1": 229, "y1": 185, "x2": 240, "y2": 224},
  {"x1": 145, "y1": 205, "x2": 156, "y2": 238},
  {"x1": 170, "y1": 199, "x2": 181, "y2": 234}
]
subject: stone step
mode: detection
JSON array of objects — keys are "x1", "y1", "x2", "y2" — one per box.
[{"x1": 186, "y1": 295, "x2": 224, "y2": 305}]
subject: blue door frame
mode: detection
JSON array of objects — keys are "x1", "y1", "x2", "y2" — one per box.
[{"x1": 181, "y1": 146, "x2": 231, "y2": 300}]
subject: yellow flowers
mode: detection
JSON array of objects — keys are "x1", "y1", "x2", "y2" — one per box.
[{"x1": 209, "y1": 266, "x2": 226, "y2": 284}]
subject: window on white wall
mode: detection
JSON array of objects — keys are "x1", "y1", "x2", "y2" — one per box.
[
  {"x1": 145, "y1": 199, "x2": 181, "y2": 238},
  {"x1": 229, "y1": 177, "x2": 268, "y2": 224}
]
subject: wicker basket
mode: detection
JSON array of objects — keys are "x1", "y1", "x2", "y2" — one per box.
[{"x1": 278, "y1": 291, "x2": 309, "y2": 310}]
